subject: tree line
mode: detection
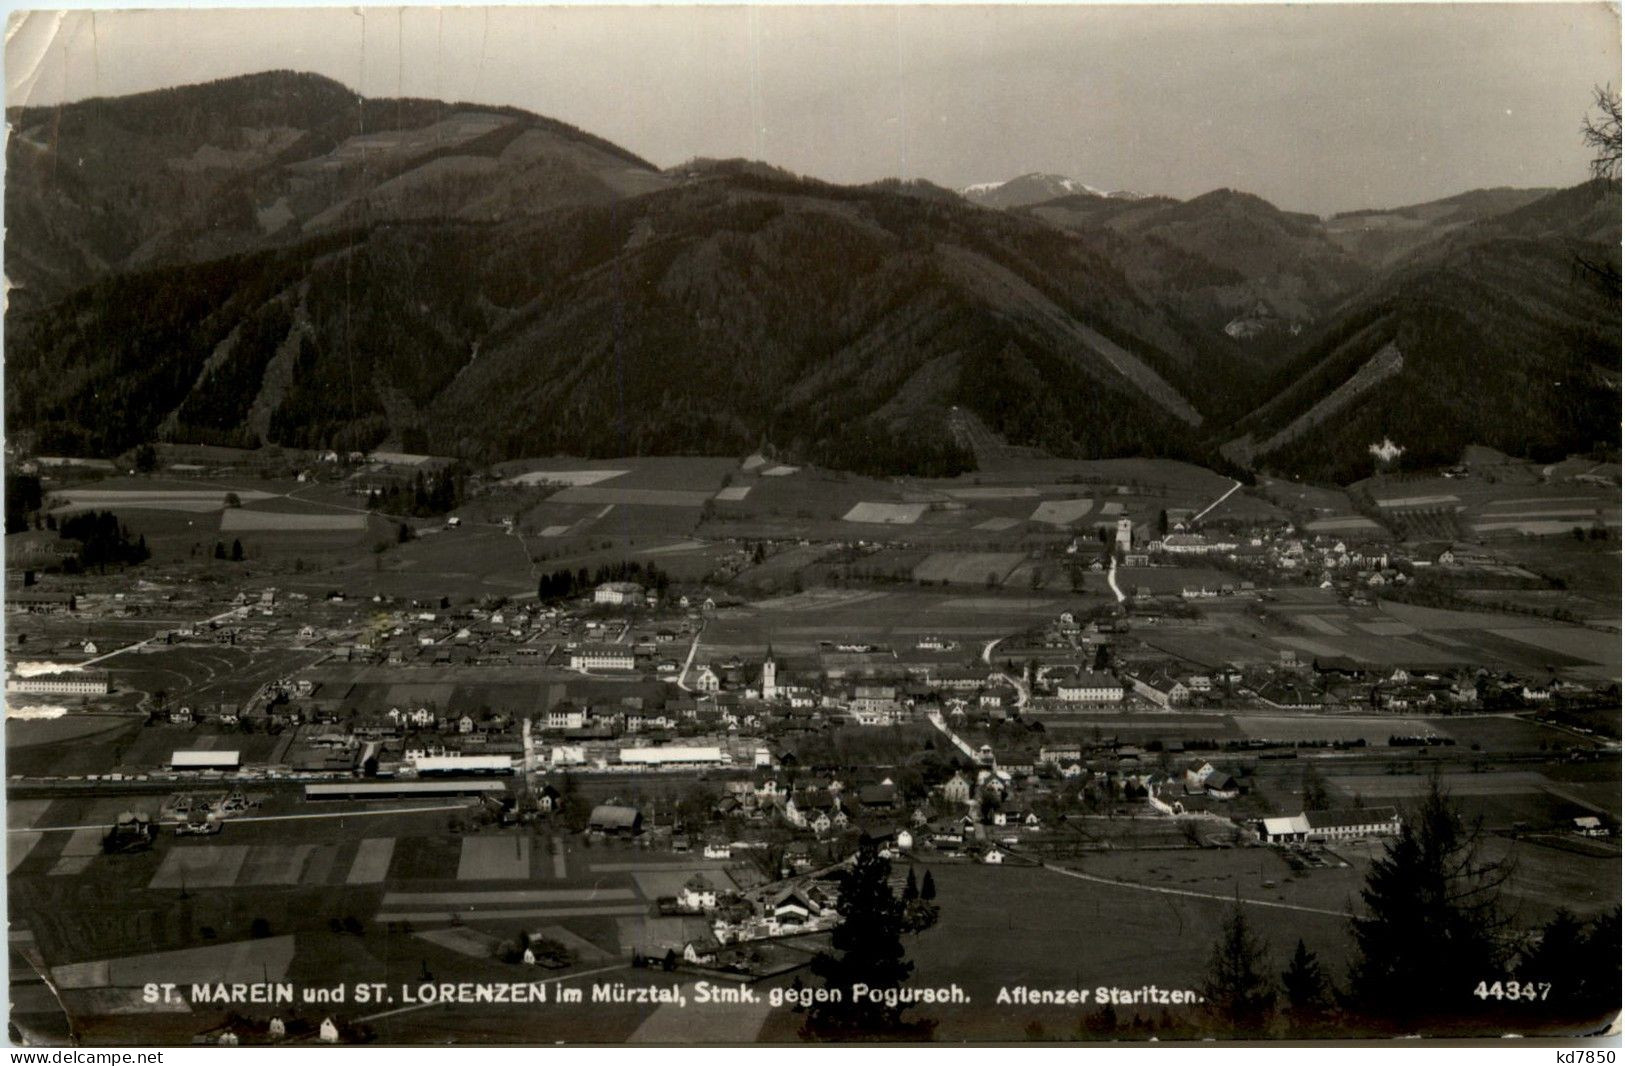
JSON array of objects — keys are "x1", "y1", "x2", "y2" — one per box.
[
  {"x1": 57, "y1": 510, "x2": 150, "y2": 571},
  {"x1": 536, "y1": 560, "x2": 672, "y2": 602}
]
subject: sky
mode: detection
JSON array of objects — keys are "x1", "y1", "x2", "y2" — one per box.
[{"x1": 5, "y1": 3, "x2": 1619, "y2": 214}]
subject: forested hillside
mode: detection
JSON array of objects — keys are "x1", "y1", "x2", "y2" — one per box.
[
  {"x1": 7, "y1": 168, "x2": 1236, "y2": 473},
  {"x1": 6, "y1": 73, "x2": 1618, "y2": 484},
  {"x1": 1229, "y1": 180, "x2": 1621, "y2": 482}
]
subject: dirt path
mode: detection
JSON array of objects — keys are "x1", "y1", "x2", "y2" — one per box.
[{"x1": 1036, "y1": 859, "x2": 1353, "y2": 918}]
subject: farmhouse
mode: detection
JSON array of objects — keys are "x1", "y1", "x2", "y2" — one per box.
[
  {"x1": 679, "y1": 874, "x2": 720, "y2": 912},
  {"x1": 1258, "y1": 806, "x2": 1402, "y2": 844},
  {"x1": 1129, "y1": 671, "x2": 1188, "y2": 708}
]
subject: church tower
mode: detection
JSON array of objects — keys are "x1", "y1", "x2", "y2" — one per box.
[
  {"x1": 762, "y1": 648, "x2": 778, "y2": 701},
  {"x1": 1115, "y1": 516, "x2": 1134, "y2": 553}
]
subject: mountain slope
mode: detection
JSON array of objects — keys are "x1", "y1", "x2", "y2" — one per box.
[
  {"x1": 961, "y1": 172, "x2": 1138, "y2": 209},
  {"x1": 1323, "y1": 186, "x2": 1556, "y2": 268},
  {"x1": 4, "y1": 70, "x2": 668, "y2": 306},
  {"x1": 7, "y1": 168, "x2": 1234, "y2": 472},
  {"x1": 1227, "y1": 181, "x2": 1621, "y2": 482}
]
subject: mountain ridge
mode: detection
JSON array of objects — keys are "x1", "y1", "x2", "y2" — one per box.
[{"x1": 4, "y1": 72, "x2": 1617, "y2": 485}]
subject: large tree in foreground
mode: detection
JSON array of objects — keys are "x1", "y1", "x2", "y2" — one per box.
[
  {"x1": 1519, "y1": 906, "x2": 1621, "y2": 1022},
  {"x1": 1200, "y1": 903, "x2": 1275, "y2": 1035},
  {"x1": 1281, "y1": 938, "x2": 1334, "y2": 1035},
  {"x1": 1347, "y1": 773, "x2": 1512, "y2": 1028},
  {"x1": 802, "y1": 839, "x2": 934, "y2": 1040},
  {"x1": 1583, "y1": 84, "x2": 1622, "y2": 180}
]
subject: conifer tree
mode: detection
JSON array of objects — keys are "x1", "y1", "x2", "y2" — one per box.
[
  {"x1": 802, "y1": 839, "x2": 933, "y2": 1040},
  {"x1": 1201, "y1": 903, "x2": 1275, "y2": 1034},
  {"x1": 1281, "y1": 938, "x2": 1332, "y2": 1032},
  {"x1": 1347, "y1": 773, "x2": 1511, "y2": 1027}
]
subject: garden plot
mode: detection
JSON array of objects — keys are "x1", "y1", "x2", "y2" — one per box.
[
  {"x1": 457, "y1": 835, "x2": 533, "y2": 880},
  {"x1": 385, "y1": 889, "x2": 638, "y2": 907},
  {"x1": 51, "y1": 935, "x2": 296, "y2": 990},
  {"x1": 631, "y1": 868, "x2": 739, "y2": 899},
  {"x1": 1331, "y1": 771, "x2": 1550, "y2": 800},
  {"x1": 549, "y1": 486, "x2": 712, "y2": 507},
  {"x1": 1352, "y1": 620, "x2": 1417, "y2": 636},
  {"x1": 614, "y1": 915, "x2": 713, "y2": 954},
  {"x1": 1475, "y1": 520, "x2": 1620, "y2": 536},
  {"x1": 713, "y1": 486, "x2": 752, "y2": 501},
  {"x1": 760, "y1": 465, "x2": 800, "y2": 477},
  {"x1": 345, "y1": 837, "x2": 397, "y2": 884},
  {"x1": 235, "y1": 844, "x2": 315, "y2": 887},
  {"x1": 52, "y1": 498, "x2": 224, "y2": 514},
  {"x1": 974, "y1": 516, "x2": 1023, "y2": 531},
  {"x1": 48, "y1": 827, "x2": 106, "y2": 877},
  {"x1": 504, "y1": 469, "x2": 627, "y2": 487},
  {"x1": 942, "y1": 486, "x2": 1041, "y2": 499},
  {"x1": 1233, "y1": 715, "x2": 1434, "y2": 744},
  {"x1": 938, "y1": 596, "x2": 1056, "y2": 611},
  {"x1": 148, "y1": 845, "x2": 250, "y2": 888},
  {"x1": 913, "y1": 552, "x2": 1025, "y2": 584},
  {"x1": 1303, "y1": 516, "x2": 1385, "y2": 533},
  {"x1": 48, "y1": 488, "x2": 275, "y2": 506},
  {"x1": 1374, "y1": 493, "x2": 1460, "y2": 508},
  {"x1": 1029, "y1": 499, "x2": 1095, "y2": 525},
  {"x1": 753, "y1": 589, "x2": 889, "y2": 612},
  {"x1": 1271, "y1": 635, "x2": 1344, "y2": 659},
  {"x1": 415, "y1": 927, "x2": 502, "y2": 959},
  {"x1": 1491, "y1": 626, "x2": 1622, "y2": 668},
  {"x1": 1295, "y1": 615, "x2": 1346, "y2": 636},
  {"x1": 530, "y1": 924, "x2": 613, "y2": 961},
  {"x1": 220, "y1": 510, "x2": 365, "y2": 532},
  {"x1": 842, "y1": 501, "x2": 928, "y2": 524}
]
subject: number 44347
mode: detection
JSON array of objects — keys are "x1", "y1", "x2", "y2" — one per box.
[{"x1": 1474, "y1": 980, "x2": 1552, "y2": 1002}]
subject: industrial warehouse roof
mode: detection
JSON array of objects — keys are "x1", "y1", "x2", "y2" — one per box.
[
  {"x1": 305, "y1": 780, "x2": 507, "y2": 798},
  {"x1": 618, "y1": 746, "x2": 724, "y2": 764},
  {"x1": 170, "y1": 750, "x2": 241, "y2": 768},
  {"x1": 413, "y1": 754, "x2": 514, "y2": 773}
]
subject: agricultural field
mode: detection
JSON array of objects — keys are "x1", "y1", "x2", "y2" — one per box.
[
  {"x1": 1353, "y1": 467, "x2": 1620, "y2": 541},
  {"x1": 105, "y1": 645, "x2": 326, "y2": 708},
  {"x1": 6, "y1": 788, "x2": 785, "y2": 1045},
  {"x1": 1250, "y1": 477, "x2": 1382, "y2": 536},
  {"x1": 913, "y1": 552, "x2": 1027, "y2": 585},
  {"x1": 696, "y1": 587, "x2": 1090, "y2": 658}
]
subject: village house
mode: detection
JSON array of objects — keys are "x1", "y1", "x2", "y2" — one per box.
[
  {"x1": 679, "y1": 873, "x2": 721, "y2": 912},
  {"x1": 1129, "y1": 670, "x2": 1189, "y2": 708},
  {"x1": 692, "y1": 665, "x2": 722, "y2": 694},
  {"x1": 593, "y1": 582, "x2": 645, "y2": 605}
]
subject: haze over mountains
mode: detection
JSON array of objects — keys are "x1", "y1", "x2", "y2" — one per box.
[{"x1": 6, "y1": 72, "x2": 1619, "y2": 484}]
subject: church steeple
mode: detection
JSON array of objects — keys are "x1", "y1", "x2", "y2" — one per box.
[{"x1": 762, "y1": 645, "x2": 778, "y2": 700}]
